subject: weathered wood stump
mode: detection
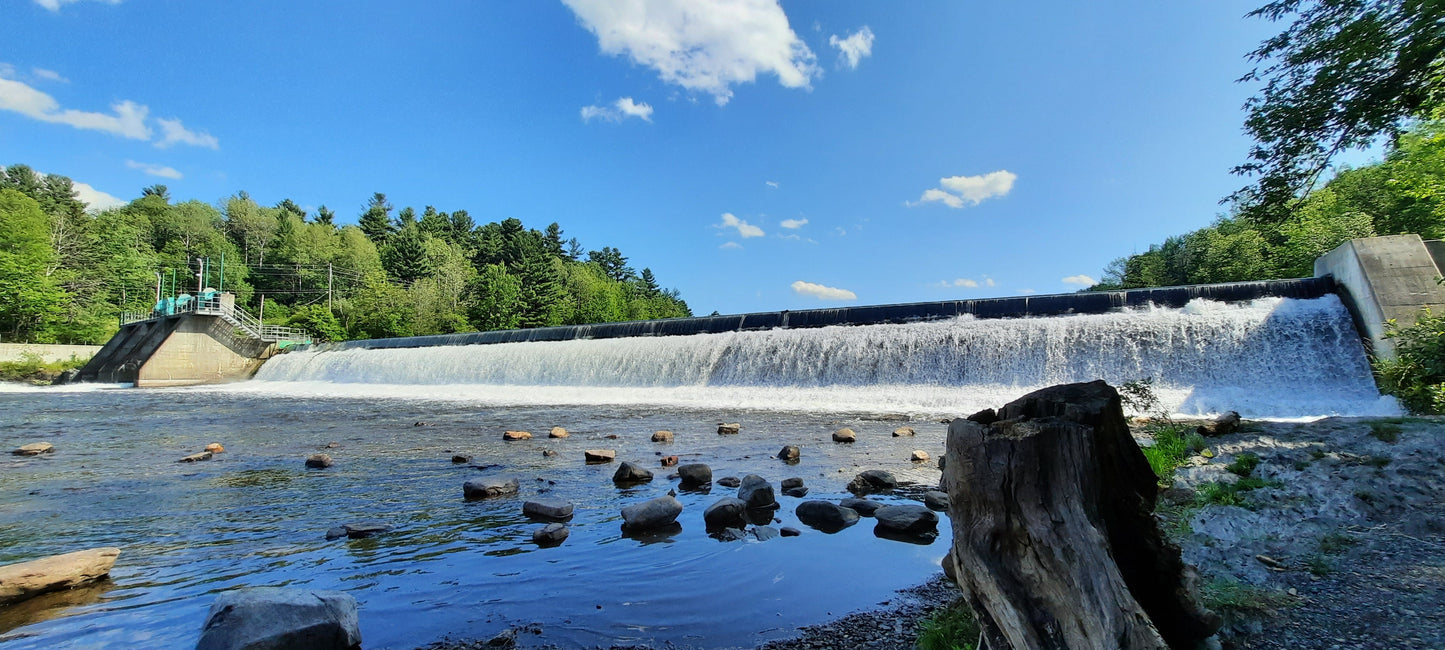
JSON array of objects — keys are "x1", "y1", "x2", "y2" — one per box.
[{"x1": 943, "y1": 380, "x2": 1219, "y2": 649}]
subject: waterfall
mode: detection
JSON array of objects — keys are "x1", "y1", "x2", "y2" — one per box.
[{"x1": 249, "y1": 295, "x2": 1397, "y2": 418}]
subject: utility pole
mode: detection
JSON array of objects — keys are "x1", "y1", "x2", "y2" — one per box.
[
  {"x1": 154, "y1": 272, "x2": 162, "y2": 303},
  {"x1": 195, "y1": 257, "x2": 204, "y2": 294},
  {"x1": 328, "y1": 263, "x2": 334, "y2": 311}
]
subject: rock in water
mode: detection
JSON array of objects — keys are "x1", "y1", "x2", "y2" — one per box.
[
  {"x1": 326, "y1": 522, "x2": 391, "y2": 540},
  {"x1": 195, "y1": 587, "x2": 360, "y2": 650},
  {"x1": 463, "y1": 477, "x2": 519, "y2": 499},
  {"x1": 502, "y1": 430, "x2": 532, "y2": 441},
  {"x1": 752, "y1": 525, "x2": 780, "y2": 541},
  {"x1": 780, "y1": 526, "x2": 801, "y2": 537},
  {"x1": 613, "y1": 462, "x2": 654, "y2": 484},
  {"x1": 532, "y1": 523, "x2": 569, "y2": 546},
  {"x1": 737, "y1": 474, "x2": 775, "y2": 508},
  {"x1": 179, "y1": 451, "x2": 214, "y2": 463},
  {"x1": 651, "y1": 430, "x2": 674, "y2": 443},
  {"x1": 549, "y1": 427, "x2": 569, "y2": 438},
  {"x1": 893, "y1": 427, "x2": 916, "y2": 437},
  {"x1": 715, "y1": 476, "x2": 741, "y2": 488},
  {"x1": 1197, "y1": 411, "x2": 1241, "y2": 437},
  {"x1": 205, "y1": 443, "x2": 226, "y2": 454},
  {"x1": 831, "y1": 428, "x2": 857, "y2": 443},
  {"x1": 911, "y1": 450, "x2": 930, "y2": 462},
  {"x1": 12, "y1": 442, "x2": 53, "y2": 456},
  {"x1": 840, "y1": 497, "x2": 884, "y2": 516},
  {"x1": 677, "y1": 463, "x2": 712, "y2": 487},
  {"x1": 584, "y1": 449, "x2": 616, "y2": 463},
  {"x1": 795, "y1": 501, "x2": 860, "y2": 533},
  {"x1": 620, "y1": 495, "x2": 684, "y2": 531},
  {"x1": 782, "y1": 486, "x2": 808, "y2": 498},
  {"x1": 873, "y1": 505, "x2": 939, "y2": 538},
  {"x1": 846, "y1": 470, "x2": 897, "y2": 494},
  {"x1": 659, "y1": 455, "x2": 678, "y2": 467},
  {"x1": 923, "y1": 490, "x2": 949, "y2": 511},
  {"x1": 717, "y1": 423, "x2": 741, "y2": 435},
  {"x1": 523, "y1": 499, "x2": 574, "y2": 520},
  {"x1": 703, "y1": 497, "x2": 749, "y2": 530},
  {"x1": 780, "y1": 477, "x2": 804, "y2": 490},
  {"x1": 0, "y1": 547, "x2": 120, "y2": 606},
  {"x1": 304, "y1": 454, "x2": 333, "y2": 469},
  {"x1": 452, "y1": 454, "x2": 471, "y2": 464},
  {"x1": 777, "y1": 445, "x2": 800, "y2": 461},
  {"x1": 715, "y1": 527, "x2": 748, "y2": 542}
]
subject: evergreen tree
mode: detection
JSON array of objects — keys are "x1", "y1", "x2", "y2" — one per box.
[
  {"x1": 544, "y1": 222, "x2": 565, "y2": 257},
  {"x1": 358, "y1": 192, "x2": 395, "y2": 244},
  {"x1": 639, "y1": 267, "x2": 660, "y2": 296},
  {"x1": 468, "y1": 263, "x2": 523, "y2": 330},
  {"x1": 141, "y1": 184, "x2": 170, "y2": 201},
  {"x1": 588, "y1": 246, "x2": 634, "y2": 281},
  {"x1": 397, "y1": 206, "x2": 417, "y2": 228},
  {"x1": 381, "y1": 224, "x2": 435, "y2": 282},
  {"x1": 275, "y1": 198, "x2": 306, "y2": 221},
  {"x1": 315, "y1": 205, "x2": 336, "y2": 226}
]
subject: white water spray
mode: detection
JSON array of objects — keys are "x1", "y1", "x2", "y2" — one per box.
[{"x1": 248, "y1": 296, "x2": 1398, "y2": 417}]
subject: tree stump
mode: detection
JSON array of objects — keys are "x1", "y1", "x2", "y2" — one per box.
[{"x1": 943, "y1": 380, "x2": 1220, "y2": 649}]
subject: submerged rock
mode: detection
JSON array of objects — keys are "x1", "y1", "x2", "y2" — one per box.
[
  {"x1": 678, "y1": 463, "x2": 712, "y2": 487},
  {"x1": 703, "y1": 497, "x2": 749, "y2": 530},
  {"x1": 179, "y1": 451, "x2": 213, "y2": 463},
  {"x1": 541, "y1": 449, "x2": 558, "y2": 457},
  {"x1": 325, "y1": 521, "x2": 391, "y2": 540},
  {"x1": 715, "y1": 527, "x2": 748, "y2": 542},
  {"x1": 847, "y1": 470, "x2": 897, "y2": 494},
  {"x1": 893, "y1": 427, "x2": 916, "y2": 437},
  {"x1": 452, "y1": 454, "x2": 472, "y2": 464},
  {"x1": 549, "y1": 427, "x2": 569, "y2": 439},
  {"x1": 651, "y1": 430, "x2": 674, "y2": 443},
  {"x1": 777, "y1": 445, "x2": 800, "y2": 461},
  {"x1": 532, "y1": 523, "x2": 569, "y2": 547},
  {"x1": 523, "y1": 499, "x2": 574, "y2": 520},
  {"x1": 463, "y1": 477, "x2": 519, "y2": 499},
  {"x1": 752, "y1": 525, "x2": 780, "y2": 541},
  {"x1": 840, "y1": 497, "x2": 884, "y2": 516},
  {"x1": 832, "y1": 428, "x2": 857, "y2": 443},
  {"x1": 737, "y1": 474, "x2": 776, "y2": 508},
  {"x1": 781, "y1": 477, "x2": 804, "y2": 490},
  {"x1": 780, "y1": 526, "x2": 801, "y2": 537},
  {"x1": 613, "y1": 462, "x2": 654, "y2": 484},
  {"x1": 660, "y1": 455, "x2": 678, "y2": 467},
  {"x1": 584, "y1": 449, "x2": 616, "y2": 463},
  {"x1": 782, "y1": 486, "x2": 809, "y2": 498},
  {"x1": 0, "y1": 547, "x2": 119, "y2": 606},
  {"x1": 502, "y1": 430, "x2": 532, "y2": 441},
  {"x1": 873, "y1": 505, "x2": 939, "y2": 541},
  {"x1": 923, "y1": 490, "x2": 950, "y2": 511},
  {"x1": 620, "y1": 495, "x2": 684, "y2": 531},
  {"x1": 717, "y1": 423, "x2": 741, "y2": 435},
  {"x1": 13, "y1": 442, "x2": 54, "y2": 456},
  {"x1": 716, "y1": 476, "x2": 741, "y2": 488},
  {"x1": 195, "y1": 587, "x2": 360, "y2": 650},
  {"x1": 304, "y1": 454, "x2": 333, "y2": 469},
  {"x1": 911, "y1": 450, "x2": 931, "y2": 463},
  {"x1": 795, "y1": 501, "x2": 860, "y2": 533}
]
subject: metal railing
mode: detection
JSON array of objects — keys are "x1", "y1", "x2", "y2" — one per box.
[{"x1": 120, "y1": 296, "x2": 312, "y2": 343}]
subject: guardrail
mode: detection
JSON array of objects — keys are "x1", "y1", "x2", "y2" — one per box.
[{"x1": 120, "y1": 297, "x2": 311, "y2": 343}]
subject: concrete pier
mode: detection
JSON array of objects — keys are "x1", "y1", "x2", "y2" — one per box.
[{"x1": 1314, "y1": 234, "x2": 1445, "y2": 358}]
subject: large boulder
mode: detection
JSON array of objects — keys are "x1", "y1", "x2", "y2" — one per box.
[
  {"x1": 839, "y1": 497, "x2": 883, "y2": 516},
  {"x1": 0, "y1": 547, "x2": 120, "y2": 606},
  {"x1": 613, "y1": 462, "x2": 654, "y2": 484},
  {"x1": 620, "y1": 495, "x2": 684, "y2": 531},
  {"x1": 463, "y1": 477, "x2": 519, "y2": 499},
  {"x1": 678, "y1": 463, "x2": 712, "y2": 487},
  {"x1": 195, "y1": 588, "x2": 361, "y2": 650},
  {"x1": 794, "y1": 501, "x2": 860, "y2": 533},
  {"x1": 847, "y1": 469, "x2": 897, "y2": 494},
  {"x1": 737, "y1": 474, "x2": 775, "y2": 509},
  {"x1": 523, "y1": 499, "x2": 574, "y2": 520},
  {"x1": 831, "y1": 428, "x2": 857, "y2": 443},
  {"x1": 12, "y1": 442, "x2": 53, "y2": 456},
  {"x1": 873, "y1": 505, "x2": 939, "y2": 539},
  {"x1": 703, "y1": 497, "x2": 749, "y2": 530}
]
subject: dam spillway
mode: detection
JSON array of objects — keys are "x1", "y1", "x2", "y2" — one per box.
[{"x1": 252, "y1": 278, "x2": 1397, "y2": 418}]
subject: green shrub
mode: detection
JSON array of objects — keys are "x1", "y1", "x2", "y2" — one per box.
[
  {"x1": 1374, "y1": 309, "x2": 1445, "y2": 414},
  {"x1": 916, "y1": 599, "x2": 980, "y2": 650},
  {"x1": 0, "y1": 352, "x2": 86, "y2": 383},
  {"x1": 1226, "y1": 452, "x2": 1261, "y2": 477}
]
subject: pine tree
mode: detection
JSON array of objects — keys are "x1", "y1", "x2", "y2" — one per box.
[
  {"x1": 381, "y1": 224, "x2": 434, "y2": 282},
  {"x1": 358, "y1": 192, "x2": 394, "y2": 244},
  {"x1": 315, "y1": 205, "x2": 336, "y2": 226}
]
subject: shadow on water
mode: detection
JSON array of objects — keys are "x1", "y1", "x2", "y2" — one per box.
[{"x1": 0, "y1": 581, "x2": 114, "y2": 636}]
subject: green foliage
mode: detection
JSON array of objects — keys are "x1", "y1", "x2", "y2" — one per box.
[
  {"x1": 1118, "y1": 377, "x2": 1162, "y2": 416},
  {"x1": 1140, "y1": 424, "x2": 1207, "y2": 486},
  {"x1": 286, "y1": 305, "x2": 347, "y2": 342},
  {"x1": 0, "y1": 352, "x2": 86, "y2": 384},
  {"x1": 1226, "y1": 452, "x2": 1261, "y2": 477},
  {"x1": 1369, "y1": 421, "x2": 1403, "y2": 443},
  {"x1": 1374, "y1": 308, "x2": 1445, "y2": 413},
  {"x1": 1195, "y1": 476, "x2": 1282, "y2": 509},
  {"x1": 0, "y1": 189, "x2": 65, "y2": 341},
  {"x1": 1200, "y1": 578, "x2": 1297, "y2": 617},
  {"x1": 915, "y1": 599, "x2": 979, "y2": 650}
]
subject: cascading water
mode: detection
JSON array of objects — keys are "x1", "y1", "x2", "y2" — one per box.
[{"x1": 249, "y1": 295, "x2": 1399, "y2": 417}]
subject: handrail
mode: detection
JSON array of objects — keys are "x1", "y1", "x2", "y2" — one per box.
[{"x1": 121, "y1": 297, "x2": 312, "y2": 343}]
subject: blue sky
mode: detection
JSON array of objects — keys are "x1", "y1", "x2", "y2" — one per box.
[{"x1": 0, "y1": 0, "x2": 1346, "y2": 315}]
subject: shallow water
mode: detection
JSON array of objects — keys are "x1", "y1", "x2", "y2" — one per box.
[{"x1": 0, "y1": 386, "x2": 951, "y2": 649}]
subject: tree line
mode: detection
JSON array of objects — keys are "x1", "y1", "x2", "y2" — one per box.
[{"x1": 0, "y1": 165, "x2": 690, "y2": 344}]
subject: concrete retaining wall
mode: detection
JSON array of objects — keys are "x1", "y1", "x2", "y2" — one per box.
[
  {"x1": 1314, "y1": 234, "x2": 1445, "y2": 358},
  {"x1": 76, "y1": 314, "x2": 276, "y2": 386},
  {"x1": 0, "y1": 344, "x2": 101, "y2": 363}
]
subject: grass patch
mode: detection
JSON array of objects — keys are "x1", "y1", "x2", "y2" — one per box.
[
  {"x1": 915, "y1": 598, "x2": 979, "y2": 650},
  {"x1": 0, "y1": 353, "x2": 86, "y2": 384},
  {"x1": 1304, "y1": 554, "x2": 1334, "y2": 576},
  {"x1": 1140, "y1": 424, "x2": 1207, "y2": 486},
  {"x1": 1200, "y1": 578, "x2": 1298, "y2": 616},
  {"x1": 1225, "y1": 452, "x2": 1260, "y2": 477},
  {"x1": 1317, "y1": 531, "x2": 1358, "y2": 554},
  {"x1": 1368, "y1": 421, "x2": 1403, "y2": 443},
  {"x1": 1195, "y1": 477, "x2": 1282, "y2": 509}
]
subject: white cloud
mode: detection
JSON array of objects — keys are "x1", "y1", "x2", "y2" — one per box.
[
  {"x1": 765, "y1": 180, "x2": 779, "y2": 188},
  {"x1": 126, "y1": 159, "x2": 183, "y2": 179},
  {"x1": 70, "y1": 180, "x2": 125, "y2": 211},
  {"x1": 34, "y1": 0, "x2": 121, "y2": 11},
  {"x1": 580, "y1": 96, "x2": 654, "y2": 123},
  {"x1": 719, "y1": 241, "x2": 742, "y2": 250},
  {"x1": 0, "y1": 75, "x2": 150, "y2": 140},
  {"x1": 717, "y1": 212, "x2": 764, "y2": 238},
  {"x1": 910, "y1": 170, "x2": 1017, "y2": 209},
  {"x1": 563, "y1": 0, "x2": 819, "y2": 105},
  {"x1": 1019, "y1": 288, "x2": 1038, "y2": 295},
  {"x1": 952, "y1": 278, "x2": 978, "y2": 288},
  {"x1": 828, "y1": 26, "x2": 875, "y2": 69},
  {"x1": 780, "y1": 218, "x2": 807, "y2": 229},
  {"x1": 1062, "y1": 274, "x2": 1097, "y2": 287},
  {"x1": 155, "y1": 117, "x2": 219, "y2": 149},
  {"x1": 791, "y1": 280, "x2": 856, "y2": 301},
  {"x1": 834, "y1": 226, "x2": 846, "y2": 236},
  {"x1": 31, "y1": 68, "x2": 68, "y2": 83}
]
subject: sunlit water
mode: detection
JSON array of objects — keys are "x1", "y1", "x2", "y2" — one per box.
[{"x1": 0, "y1": 296, "x2": 1400, "y2": 648}]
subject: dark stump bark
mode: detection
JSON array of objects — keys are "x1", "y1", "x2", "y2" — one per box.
[{"x1": 943, "y1": 380, "x2": 1220, "y2": 649}]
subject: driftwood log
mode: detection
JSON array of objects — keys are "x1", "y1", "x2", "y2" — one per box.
[{"x1": 943, "y1": 380, "x2": 1220, "y2": 649}]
